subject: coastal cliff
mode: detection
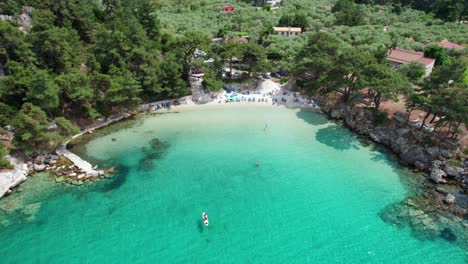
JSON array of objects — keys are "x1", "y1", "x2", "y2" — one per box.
[
  {"x1": 315, "y1": 95, "x2": 467, "y2": 246},
  {"x1": 315, "y1": 96, "x2": 466, "y2": 189}
]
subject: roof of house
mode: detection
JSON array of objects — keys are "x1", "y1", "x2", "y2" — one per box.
[
  {"x1": 436, "y1": 41, "x2": 465, "y2": 50},
  {"x1": 387, "y1": 48, "x2": 435, "y2": 66},
  {"x1": 323, "y1": 5, "x2": 332, "y2": 10},
  {"x1": 221, "y1": 5, "x2": 234, "y2": 12},
  {"x1": 273, "y1": 27, "x2": 302, "y2": 32}
]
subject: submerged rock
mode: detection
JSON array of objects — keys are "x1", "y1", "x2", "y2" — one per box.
[
  {"x1": 149, "y1": 138, "x2": 166, "y2": 150},
  {"x1": 440, "y1": 228, "x2": 457, "y2": 242},
  {"x1": 443, "y1": 194, "x2": 456, "y2": 205}
]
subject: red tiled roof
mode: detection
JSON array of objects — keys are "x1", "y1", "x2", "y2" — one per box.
[
  {"x1": 436, "y1": 41, "x2": 465, "y2": 50},
  {"x1": 222, "y1": 5, "x2": 235, "y2": 12},
  {"x1": 387, "y1": 48, "x2": 435, "y2": 66}
]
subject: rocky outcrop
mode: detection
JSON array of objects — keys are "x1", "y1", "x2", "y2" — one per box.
[
  {"x1": 430, "y1": 169, "x2": 447, "y2": 184},
  {"x1": 0, "y1": 159, "x2": 28, "y2": 199},
  {"x1": 55, "y1": 146, "x2": 104, "y2": 178},
  {"x1": 314, "y1": 95, "x2": 466, "y2": 189},
  {"x1": 445, "y1": 165, "x2": 464, "y2": 178}
]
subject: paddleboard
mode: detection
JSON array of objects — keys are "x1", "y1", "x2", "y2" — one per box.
[{"x1": 202, "y1": 212, "x2": 209, "y2": 226}]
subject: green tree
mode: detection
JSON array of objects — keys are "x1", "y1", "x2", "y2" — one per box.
[
  {"x1": 278, "y1": 12, "x2": 309, "y2": 31},
  {"x1": 202, "y1": 69, "x2": 223, "y2": 91},
  {"x1": 106, "y1": 67, "x2": 142, "y2": 110},
  {"x1": 55, "y1": 71, "x2": 98, "y2": 118},
  {"x1": 433, "y1": 0, "x2": 465, "y2": 22},
  {"x1": 0, "y1": 61, "x2": 32, "y2": 108},
  {"x1": 0, "y1": 21, "x2": 36, "y2": 65},
  {"x1": 26, "y1": 69, "x2": 60, "y2": 111},
  {"x1": 173, "y1": 31, "x2": 210, "y2": 82},
  {"x1": 398, "y1": 61, "x2": 426, "y2": 81},
  {"x1": 216, "y1": 42, "x2": 245, "y2": 79},
  {"x1": 29, "y1": 27, "x2": 81, "y2": 73},
  {"x1": 0, "y1": 103, "x2": 15, "y2": 127},
  {"x1": 329, "y1": 48, "x2": 374, "y2": 103},
  {"x1": 333, "y1": 0, "x2": 367, "y2": 26},
  {"x1": 424, "y1": 45, "x2": 450, "y2": 65},
  {"x1": 294, "y1": 32, "x2": 342, "y2": 93},
  {"x1": 158, "y1": 51, "x2": 190, "y2": 98},
  {"x1": 241, "y1": 43, "x2": 267, "y2": 75},
  {"x1": 364, "y1": 63, "x2": 411, "y2": 110},
  {"x1": 12, "y1": 103, "x2": 77, "y2": 153},
  {"x1": 417, "y1": 59, "x2": 466, "y2": 129}
]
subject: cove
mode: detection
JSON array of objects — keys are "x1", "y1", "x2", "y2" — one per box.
[{"x1": 0, "y1": 104, "x2": 465, "y2": 263}]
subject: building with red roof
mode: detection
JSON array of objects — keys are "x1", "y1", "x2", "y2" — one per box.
[
  {"x1": 221, "y1": 5, "x2": 235, "y2": 13},
  {"x1": 435, "y1": 40, "x2": 465, "y2": 50},
  {"x1": 387, "y1": 48, "x2": 436, "y2": 77}
]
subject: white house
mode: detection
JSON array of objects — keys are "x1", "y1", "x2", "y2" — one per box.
[
  {"x1": 387, "y1": 48, "x2": 436, "y2": 77},
  {"x1": 265, "y1": 0, "x2": 282, "y2": 6},
  {"x1": 273, "y1": 27, "x2": 302, "y2": 37}
]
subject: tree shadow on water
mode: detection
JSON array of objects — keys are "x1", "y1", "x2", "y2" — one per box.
[
  {"x1": 296, "y1": 109, "x2": 329, "y2": 126},
  {"x1": 315, "y1": 125, "x2": 359, "y2": 151}
]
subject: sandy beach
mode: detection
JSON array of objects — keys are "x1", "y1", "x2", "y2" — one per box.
[{"x1": 142, "y1": 79, "x2": 320, "y2": 112}]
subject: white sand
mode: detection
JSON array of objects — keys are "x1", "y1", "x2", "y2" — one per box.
[{"x1": 145, "y1": 79, "x2": 320, "y2": 112}]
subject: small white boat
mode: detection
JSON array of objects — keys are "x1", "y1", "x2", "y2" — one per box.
[{"x1": 202, "y1": 212, "x2": 209, "y2": 226}]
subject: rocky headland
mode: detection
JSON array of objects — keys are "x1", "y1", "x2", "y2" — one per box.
[{"x1": 314, "y1": 94, "x2": 467, "y2": 248}]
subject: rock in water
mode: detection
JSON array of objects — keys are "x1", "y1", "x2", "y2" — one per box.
[
  {"x1": 440, "y1": 228, "x2": 457, "y2": 242},
  {"x1": 443, "y1": 194, "x2": 456, "y2": 205},
  {"x1": 149, "y1": 138, "x2": 165, "y2": 150}
]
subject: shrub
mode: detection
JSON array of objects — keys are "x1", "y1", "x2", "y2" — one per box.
[
  {"x1": 422, "y1": 136, "x2": 436, "y2": 147},
  {"x1": 374, "y1": 111, "x2": 388, "y2": 125},
  {"x1": 280, "y1": 77, "x2": 289, "y2": 84},
  {"x1": 447, "y1": 159, "x2": 461, "y2": 167},
  {"x1": 0, "y1": 147, "x2": 12, "y2": 170}
]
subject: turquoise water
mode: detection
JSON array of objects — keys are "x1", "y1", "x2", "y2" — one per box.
[{"x1": 0, "y1": 105, "x2": 465, "y2": 263}]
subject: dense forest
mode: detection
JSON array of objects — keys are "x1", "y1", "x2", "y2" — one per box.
[{"x1": 0, "y1": 0, "x2": 467, "y2": 163}]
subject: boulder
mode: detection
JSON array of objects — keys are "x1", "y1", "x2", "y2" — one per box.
[
  {"x1": 414, "y1": 161, "x2": 426, "y2": 170},
  {"x1": 69, "y1": 172, "x2": 77, "y2": 177},
  {"x1": 443, "y1": 194, "x2": 456, "y2": 204},
  {"x1": 432, "y1": 160, "x2": 444, "y2": 169},
  {"x1": 33, "y1": 164, "x2": 46, "y2": 172},
  {"x1": 401, "y1": 147, "x2": 428, "y2": 168},
  {"x1": 444, "y1": 165, "x2": 464, "y2": 178},
  {"x1": 330, "y1": 108, "x2": 345, "y2": 119},
  {"x1": 430, "y1": 169, "x2": 447, "y2": 184},
  {"x1": 396, "y1": 128, "x2": 410, "y2": 135},
  {"x1": 425, "y1": 147, "x2": 440, "y2": 159},
  {"x1": 0, "y1": 169, "x2": 27, "y2": 199},
  {"x1": 33, "y1": 155, "x2": 45, "y2": 165}
]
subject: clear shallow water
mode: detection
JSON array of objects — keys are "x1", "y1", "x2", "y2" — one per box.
[{"x1": 0, "y1": 105, "x2": 465, "y2": 263}]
